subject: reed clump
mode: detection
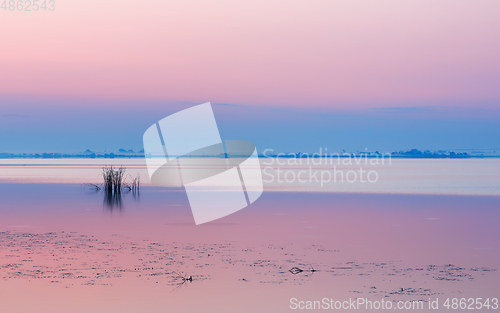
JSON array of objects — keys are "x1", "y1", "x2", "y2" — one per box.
[
  {"x1": 102, "y1": 166, "x2": 126, "y2": 193},
  {"x1": 85, "y1": 166, "x2": 140, "y2": 194},
  {"x1": 127, "y1": 174, "x2": 140, "y2": 192}
]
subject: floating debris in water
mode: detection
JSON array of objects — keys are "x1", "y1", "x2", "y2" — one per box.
[{"x1": 0, "y1": 231, "x2": 496, "y2": 296}]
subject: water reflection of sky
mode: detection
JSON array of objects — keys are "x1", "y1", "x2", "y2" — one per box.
[{"x1": 0, "y1": 165, "x2": 499, "y2": 312}]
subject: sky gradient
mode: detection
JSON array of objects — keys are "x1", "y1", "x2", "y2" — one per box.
[{"x1": 1, "y1": 0, "x2": 499, "y2": 152}]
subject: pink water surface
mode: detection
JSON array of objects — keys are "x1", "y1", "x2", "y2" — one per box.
[{"x1": 0, "y1": 182, "x2": 498, "y2": 312}]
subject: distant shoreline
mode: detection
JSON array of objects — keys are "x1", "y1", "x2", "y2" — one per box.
[
  {"x1": 1, "y1": 148, "x2": 498, "y2": 160},
  {"x1": 1, "y1": 155, "x2": 498, "y2": 160}
]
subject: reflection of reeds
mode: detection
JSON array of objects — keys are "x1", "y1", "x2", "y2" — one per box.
[
  {"x1": 84, "y1": 167, "x2": 140, "y2": 210},
  {"x1": 104, "y1": 189, "x2": 123, "y2": 210}
]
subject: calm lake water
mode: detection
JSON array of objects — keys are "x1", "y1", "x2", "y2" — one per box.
[
  {"x1": 0, "y1": 159, "x2": 499, "y2": 312},
  {"x1": 1, "y1": 158, "x2": 499, "y2": 195}
]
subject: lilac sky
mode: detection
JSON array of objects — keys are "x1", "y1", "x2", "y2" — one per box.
[{"x1": 1, "y1": 1, "x2": 499, "y2": 153}]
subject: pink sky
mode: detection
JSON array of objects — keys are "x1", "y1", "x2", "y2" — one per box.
[{"x1": 1, "y1": 0, "x2": 499, "y2": 109}]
